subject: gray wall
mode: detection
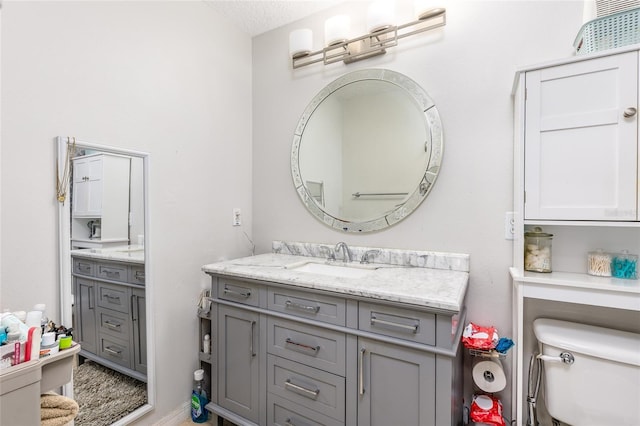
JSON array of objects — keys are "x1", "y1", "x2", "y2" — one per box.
[{"x1": 252, "y1": 0, "x2": 584, "y2": 417}]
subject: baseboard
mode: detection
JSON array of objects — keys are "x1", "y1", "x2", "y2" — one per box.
[{"x1": 154, "y1": 401, "x2": 189, "y2": 425}]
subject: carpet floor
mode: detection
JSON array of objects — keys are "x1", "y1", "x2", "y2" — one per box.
[{"x1": 73, "y1": 360, "x2": 147, "y2": 425}]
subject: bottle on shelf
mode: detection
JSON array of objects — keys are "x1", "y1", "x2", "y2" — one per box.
[
  {"x1": 191, "y1": 369, "x2": 209, "y2": 423},
  {"x1": 203, "y1": 334, "x2": 210, "y2": 354}
]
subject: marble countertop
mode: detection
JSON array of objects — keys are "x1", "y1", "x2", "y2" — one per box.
[
  {"x1": 202, "y1": 245, "x2": 469, "y2": 313},
  {"x1": 70, "y1": 245, "x2": 145, "y2": 264}
]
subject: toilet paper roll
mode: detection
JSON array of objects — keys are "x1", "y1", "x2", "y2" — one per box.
[{"x1": 472, "y1": 359, "x2": 506, "y2": 393}]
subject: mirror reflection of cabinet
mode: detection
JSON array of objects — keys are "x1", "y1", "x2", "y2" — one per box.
[{"x1": 71, "y1": 153, "x2": 131, "y2": 249}]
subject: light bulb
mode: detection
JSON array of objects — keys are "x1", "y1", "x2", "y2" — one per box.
[
  {"x1": 289, "y1": 29, "x2": 313, "y2": 58},
  {"x1": 325, "y1": 15, "x2": 350, "y2": 46}
]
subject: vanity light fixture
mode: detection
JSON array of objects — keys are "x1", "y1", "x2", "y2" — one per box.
[{"x1": 290, "y1": 3, "x2": 446, "y2": 69}]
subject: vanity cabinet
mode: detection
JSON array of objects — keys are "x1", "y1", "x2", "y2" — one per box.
[
  {"x1": 72, "y1": 256, "x2": 147, "y2": 382},
  {"x1": 511, "y1": 46, "x2": 640, "y2": 424},
  {"x1": 357, "y1": 338, "x2": 434, "y2": 426},
  {"x1": 200, "y1": 271, "x2": 464, "y2": 426},
  {"x1": 217, "y1": 305, "x2": 262, "y2": 424}
]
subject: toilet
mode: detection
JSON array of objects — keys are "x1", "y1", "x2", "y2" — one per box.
[{"x1": 533, "y1": 318, "x2": 640, "y2": 426}]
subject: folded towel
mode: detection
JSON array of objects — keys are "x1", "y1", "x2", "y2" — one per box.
[{"x1": 41, "y1": 392, "x2": 79, "y2": 426}]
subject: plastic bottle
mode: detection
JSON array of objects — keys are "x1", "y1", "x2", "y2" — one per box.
[
  {"x1": 33, "y1": 304, "x2": 49, "y2": 332},
  {"x1": 191, "y1": 369, "x2": 208, "y2": 423},
  {"x1": 203, "y1": 334, "x2": 210, "y2": 354}
]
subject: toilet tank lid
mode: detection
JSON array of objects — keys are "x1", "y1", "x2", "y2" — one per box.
[{"x1": 533, "y1": 318, "x2": 640, "y2": 367}]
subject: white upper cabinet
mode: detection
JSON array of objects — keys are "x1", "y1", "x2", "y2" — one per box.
[
  {"x1": 72, "y1": 153, "x2": 130, "y2": 218},
  {"x1": 524, "y1": 51, "x2": 639, "y2": 221}
]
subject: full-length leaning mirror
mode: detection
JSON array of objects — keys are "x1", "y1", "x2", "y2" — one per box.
[
  {"x1": 291, "y1": 69, "x2": 443, "y2": 232},
  {"x1": 56, "y1": 137, "x2": 154, "y2": 425}
]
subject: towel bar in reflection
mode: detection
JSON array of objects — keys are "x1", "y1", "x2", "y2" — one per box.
[{"x1": 352, "y1": 192, "x2": 408, "y2": 198}]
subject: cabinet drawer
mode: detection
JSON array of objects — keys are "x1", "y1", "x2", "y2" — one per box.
[
  {"x1": 268, "y1": 317, "x2": 346, "y2": 376},
  {"x1": 128, "y1": 265, "x2": 145, "y2": 286},
  {"x1": 96, "y1": 262, "x2": 128, "y2": 283},
  {"x1": 358, "y1": 302, "x2": 435, "y2": 345},
  {"x1": 267, "y1": 355, "x2": 345, "y2": 422},
  {"x1": 98, "y1": 309, "x2": 130, "y2": 340},
  {"x1": 268, "y1": 393, "x2": 344, "y2": 426},
  {"x1": 97, "y1": 283, "x2": 130, "y2": 314},
  {"x1": 268, "y1": 287, "x2": 346, "y2": 326},
  {"x1": 73, "y1": 258, "x2": 95, "y2": 276},
  {"x1": 99, "y1": 335, "x2": 131, "y2": 369},
  {"x1": 218, "y1": 278, "x2": 261, "y2": 307}
]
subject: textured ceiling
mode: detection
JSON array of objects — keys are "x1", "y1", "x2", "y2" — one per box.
[{"x1": 204, "y1": 0, "x2": 345, "y2": 37}]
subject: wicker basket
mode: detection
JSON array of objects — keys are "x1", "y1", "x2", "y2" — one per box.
[{"x1": 574, "y1": 7, "x2": 640, "y2": 54}]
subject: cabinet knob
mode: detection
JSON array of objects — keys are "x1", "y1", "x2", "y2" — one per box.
[{"x1": 623, "y1": 107, "x2": 637, "y2": 118}]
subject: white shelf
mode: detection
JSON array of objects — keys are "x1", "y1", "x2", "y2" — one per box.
[
  {"x1": 524, "y1": 220, "x2": 640, "y2": 228},
  {"x1": 510, "y1": 267, "x2": 640, "y2": 311}
]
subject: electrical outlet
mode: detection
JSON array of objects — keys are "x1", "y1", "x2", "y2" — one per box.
[
  {"x1": 233, "y1": 208, "x2": 241, "y2": 226},
  {"x1": 504, "y1": 212, "x2": 515, "y2": 240}
]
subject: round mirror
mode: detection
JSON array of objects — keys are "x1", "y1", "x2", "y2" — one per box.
[{"x1": 291, "y1": 69, "x2": 443, "y2": 232}]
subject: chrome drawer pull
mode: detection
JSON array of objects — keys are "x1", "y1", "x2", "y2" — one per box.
[
  {"x1": 284, "y1": 419, "x2": 295, "y2": 426},
  {"x1": 79, "y1": 264, "x2": 91, "y2": 272},
  {"x1": 104, "y1": 346, "x2": 122, "y2": 355},
  {"x1": 104, "y1": 321, "x2": 121, "y2": 329},
  {"x1": 370, "y1": 314, "x2": 419, "y2": 334},
  {"x1": 103, "y1": 269, "x2": 121, "y2": 278},
  {"x1": 284, "y1": 379, "x2": 320, "y2": 400},
  {"x1": 224, "y1": 288, "x2": 251, "y2": 299},
  {"x1": 285, "y1": 338, "x2": 320, "y2": 355},
  {"x1": 285, "y1": 300, "x2": 320, "y2": 314},
  {"x1": 134, "y1": 271, "x2": 145, "y2": 280},
  {"x1": 104, "y1": 294, "x2": 121, "y2": 302}
]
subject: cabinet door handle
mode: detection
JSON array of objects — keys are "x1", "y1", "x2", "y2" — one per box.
[
  {"x1": 285, "y1": 338, "x2": 320, "y2": 355},
  {"x1": 284, "y1": 419, "x2": 295, "y2": 426},
  {"x1": 359, "y1": 347, "x2": 366, "y2": 395},
  {"x1": 250, "y1": 320, "x2": 256, "y2": 357},
  {"x1": 89, "y1": 287, "x2": 95, "y2": 310},
  {"x1": 370, "y1": 314, "x2": 419, "y2": 334},
  {"x1": 224, "y1": 287, "x2": 251, "y2": 299},
  {"x1": 624, "y1": 107, "x2": 637, "y2": 118},
  {"x1": 285, "y1": 300, "x2": 320, "y2": 314},
  {"x1": 131, "y1": 295, "x2": 138, "y2": 322},
  {"x1": 284, "y1": 379, "x2": 320, "y2": 400}
]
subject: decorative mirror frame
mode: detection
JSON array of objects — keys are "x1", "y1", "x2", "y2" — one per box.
[{"x1": 291, "y1": 68, "x2": 443, "y2": 232}]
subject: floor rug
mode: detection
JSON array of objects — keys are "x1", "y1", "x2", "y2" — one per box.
[{"x1": 73, "y1": 360, "x2": 147, "y2": 425}]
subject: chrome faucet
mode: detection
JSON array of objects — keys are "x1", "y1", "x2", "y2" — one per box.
[
  {"x1": 360, "y1": 249, "x2": 381, "y2": 264},
  {"x1": 334, "y1": 242, "x2": 352, "y2": 262}
]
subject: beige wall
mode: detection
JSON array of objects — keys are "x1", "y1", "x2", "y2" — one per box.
[
  {"x1": 252, "y1": 0, "x2": 585, "y2": 417},
  {"x1": 1, "y1": 1, "x2": 253, "y2": 422}
]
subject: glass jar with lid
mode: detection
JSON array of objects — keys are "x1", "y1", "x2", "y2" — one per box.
[
  {"x1": 611, "y1": 250, "x2": 638, "y2": 280},
  {"x1": 524, "y1": 226, "x2": 553, "y2": 273}
]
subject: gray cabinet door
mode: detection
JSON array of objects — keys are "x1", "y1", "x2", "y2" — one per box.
[
  {"x1": 132, "y1": 288, "x2": 147, "y2": 375},
  {"x1": 357, "y1": 337, "x2": 436, "y2": 426},
  {"x1": 75, "y1": 277, "x2": 98, "y2": 354},
  {"x1": 218, "y1": 305, "x2": 261, "y2": 424}
]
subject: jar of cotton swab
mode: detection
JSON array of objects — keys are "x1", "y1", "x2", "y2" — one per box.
[{"x1": 587, "y1": 250, "x2": 612, "y2": 277}]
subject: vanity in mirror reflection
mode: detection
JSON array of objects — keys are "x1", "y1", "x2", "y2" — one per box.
[
  {"x1": 292, "y1": 69, "x2": 443, "y2": 232},
  {"x1": 56, "y1": 137, "x2": 153, "y2": 424}
]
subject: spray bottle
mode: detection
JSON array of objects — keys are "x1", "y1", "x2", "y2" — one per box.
[{"x1": 191, "y1": 369, "x2": 208, "y2": 423}]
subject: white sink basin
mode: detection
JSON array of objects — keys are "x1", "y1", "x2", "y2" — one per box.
[{"x1": 286, "y1": 260, "x2": 376, "y2": 279}]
